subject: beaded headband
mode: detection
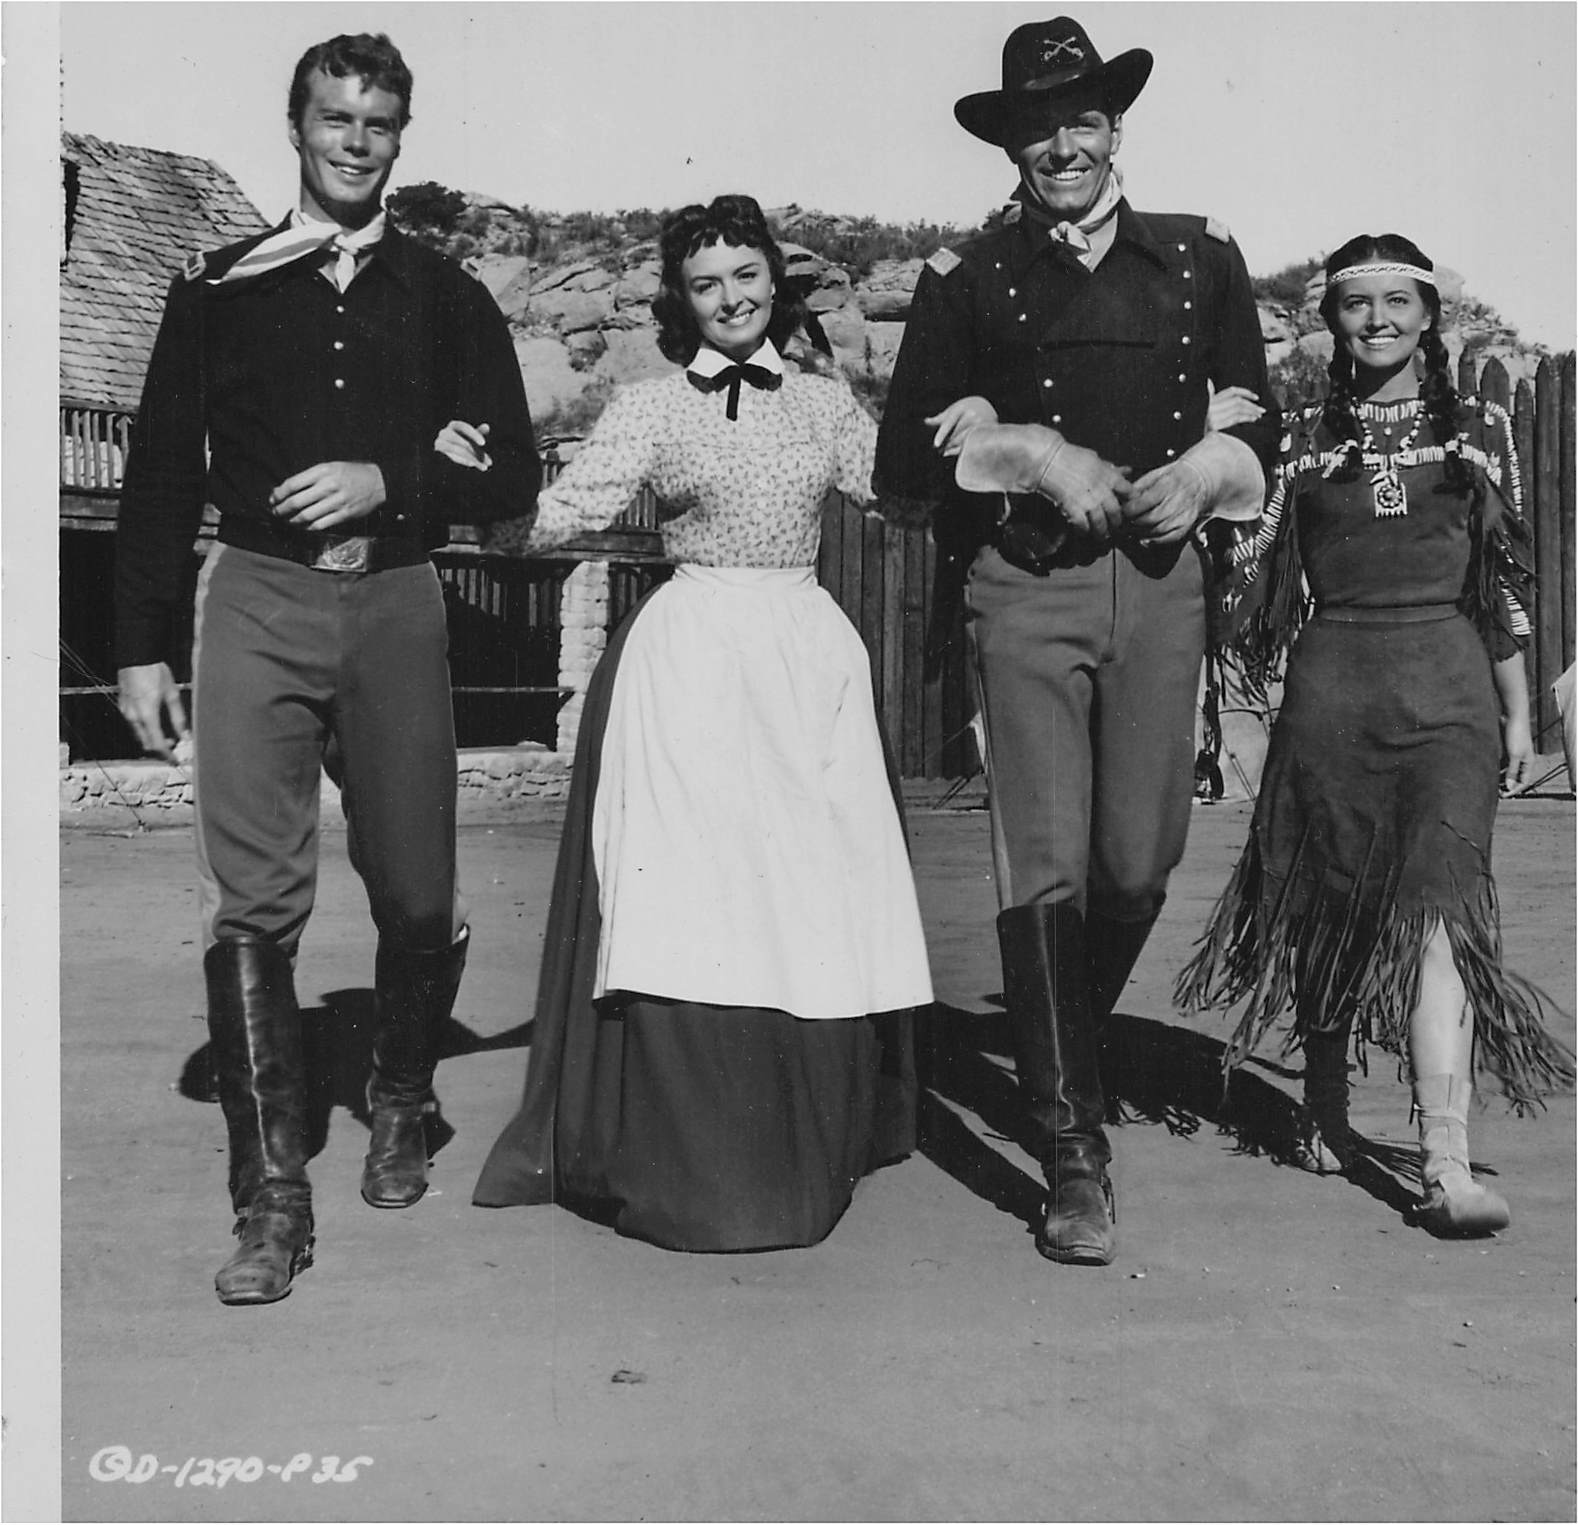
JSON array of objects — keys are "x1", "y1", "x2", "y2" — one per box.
[{"x1": 1326, "y1": 260, "x2": 1437, "y2": 289}]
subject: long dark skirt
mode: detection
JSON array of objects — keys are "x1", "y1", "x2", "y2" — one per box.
[
  {"x1": 1178, "y1": 610, "x2": 1572, "y2": 1108},
  {"x1": 473, "y1": 592, "x2": 917, "y2": 1251}
]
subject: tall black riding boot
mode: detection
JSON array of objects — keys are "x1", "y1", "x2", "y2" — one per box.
[
  {"x1": 361, "y1": 927, "x2": 470, "y2": 1208},
  {"x1": 205, "y1": 937, "x2": 314, "y2": 1306},
  {"x1": 1085, "y1": 907, "x2": 1160, "y2": 1025},
  {"x1": 997, "y1": 903, "x2": 1115, "y2": 1266}
]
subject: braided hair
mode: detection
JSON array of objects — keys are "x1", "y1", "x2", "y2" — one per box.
[
  {"x1": 1318, "y1": 233, "x2": 1469, "y2": 488},
  {"x1": 651, "y1": 195, "x2": 810, "y2": 365}
]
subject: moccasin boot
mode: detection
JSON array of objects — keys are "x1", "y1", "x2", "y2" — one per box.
[
  {"x1": 1292, "y1": 1018, "x2": 1357, "y2": 1175},
  {"x1": 1414, "y1": 1073, "x2": 1510, "y2": 1236}
]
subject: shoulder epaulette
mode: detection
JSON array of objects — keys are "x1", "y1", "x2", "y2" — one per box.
[
  {"x1": 926, "y1": 247, "x2": 962, "y2": 277},
  {"x1": 1204, "y1": 216, "x2": 1231, "y2": 243}
]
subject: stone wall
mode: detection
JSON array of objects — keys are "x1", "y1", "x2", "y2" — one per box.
[
  {"x1": 60, "y1": 746, "x2": 574, "y2": 824},
  {"x1": 555, "y1": 560, "x2": 609, "y2": 754}
]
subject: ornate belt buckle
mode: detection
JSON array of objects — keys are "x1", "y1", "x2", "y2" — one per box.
[
  {"x1": 998, "y1": 497, "x2": 1068, "y2": 575},
  {"x1": 309, "y1": 534, "x2": 374, "y2": 572}
]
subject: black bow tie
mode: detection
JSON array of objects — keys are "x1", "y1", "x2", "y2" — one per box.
[{"x1": 687, "y1": 362, "x2": 782, "y2": 420}]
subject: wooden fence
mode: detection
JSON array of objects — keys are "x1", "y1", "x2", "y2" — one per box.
[
  {"x1": 60, "y1": 402, "x2": 130, "y2": 496},
  {"x1": 816, "y1": 498, "x2": 973, "y2": 779},
  {"x1": 56, "y1": 359, "x2": 1577, "y2": 774},
  {"x1": 1460, "y1": 353, "x2": 1576, "y2": 749}
]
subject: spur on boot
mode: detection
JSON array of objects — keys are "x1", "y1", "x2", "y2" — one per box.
[
  {"x1": 1040, "y1": 1156, "x2": 1116, "y2": 1266},
  {"x1": 215, "y1": 1185, "x2": 315, "y2": 1306},
  {"x1": 1414, "y1": 1073, "x2": 1510, "y2": 1236}
]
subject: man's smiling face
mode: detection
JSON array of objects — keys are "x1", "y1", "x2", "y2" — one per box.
[
  {"x1": 1010, "y1": 104, "x2": 1121, "y2": 223},
  {"x1": 289, "y1": 69, "x2": 403, "y2": 229}
]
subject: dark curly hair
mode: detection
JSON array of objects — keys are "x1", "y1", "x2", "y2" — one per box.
[
  {"x1": 1318, "y1": 232, "x2": 1466, "y2": 485},
  {"x1": 651, "y1": 195, "x2": 809, "y2": 365},
  {"x1": 289, "y1": 33, "x2": 413, "y2": 131}
]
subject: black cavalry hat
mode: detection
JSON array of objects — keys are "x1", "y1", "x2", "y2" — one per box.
[{"x1": 954, "y1": 16, "x2": 1153, "y2": 146}]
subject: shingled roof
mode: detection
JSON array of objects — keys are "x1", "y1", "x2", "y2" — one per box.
[{"x1": 60, "y1": 131, "x2": 270, "y2": 412}]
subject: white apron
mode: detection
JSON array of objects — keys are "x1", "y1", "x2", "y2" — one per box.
[{"x1": 590, "y1": 564, "x2": 934, "y2": 1019}]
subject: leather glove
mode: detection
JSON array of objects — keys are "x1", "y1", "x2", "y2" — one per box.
[
  {"x1": 956, "y1": 424, "x2": 1130, "y2": 542},
  {"x1": 1126, "y1": 433, "x2": 1266, "y2": 545}
]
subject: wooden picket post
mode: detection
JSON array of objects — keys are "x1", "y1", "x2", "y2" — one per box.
[
  {"x1": 1478, "y1": 356, "x2": 1510, "y2": 412},
  {"x1": 1560, "y1": 353, "x2": 1576, "y2": 738},
  {"x1": 1531, "y1": 356, "x2": 1565, "y2": 746}
]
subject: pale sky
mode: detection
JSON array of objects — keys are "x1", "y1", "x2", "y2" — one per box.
[{"x1": 51, "y1": 0, "x2": 1578, "y2": 348}]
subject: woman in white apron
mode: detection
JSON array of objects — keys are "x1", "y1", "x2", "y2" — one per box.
[{"x1": 467, "y1": 195, "x2": 934, "y2": 1250}]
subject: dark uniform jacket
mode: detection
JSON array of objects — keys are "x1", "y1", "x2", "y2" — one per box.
[
  {"x1": 115, "y1": 221, "x2": 541, "y2": 668},
  {"x1": 875, "y1": 197, "x2": 1280, "y2": 582}
]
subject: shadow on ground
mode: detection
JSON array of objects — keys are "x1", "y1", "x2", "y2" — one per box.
[
  {"x1": 171, "y1": 989, "x2": 1469, "y2": 1235},
  {"x1": 914, "y1": 1000, "x2": 1426, "y2": 1232},
  {"x1": 174, "y1": 991, "x2": 533, "y2": 1165}
]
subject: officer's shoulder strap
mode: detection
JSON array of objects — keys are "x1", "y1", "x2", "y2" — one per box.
[
  {"x1": 1133, "y1": 210, "x2": 1232, "y2": 246},
  {"x1": 925, "y1": 246, "x2": 963, "y2": 278},
  {"x1": 182, "y1": 226, "x2": 279, "y2": 284}
]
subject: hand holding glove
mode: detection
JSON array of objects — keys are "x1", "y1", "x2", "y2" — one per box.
[{"x1": 955, "y1": 425, "x2": 1130, "y2": 542}]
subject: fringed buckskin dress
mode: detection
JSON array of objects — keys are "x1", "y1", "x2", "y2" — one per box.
[
  {"x1": 472, "y1": 345, "x2": 932, "y2": 1250},
  {"x1": 1177, "y1": 396, "x2": 1572, "y2": 1106}
]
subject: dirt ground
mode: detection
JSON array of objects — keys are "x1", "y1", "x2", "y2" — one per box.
[{"x1": 56, "y1": 794, "x2": 1576, "y2": 1523}]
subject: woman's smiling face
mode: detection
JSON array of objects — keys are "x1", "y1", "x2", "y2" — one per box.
[
  {"x1": 682, "y1": 241, "x2": 774, "y2": 361},
  {"x1": 1332, "y1": 272, "x2": 1433, "y2": 378}
]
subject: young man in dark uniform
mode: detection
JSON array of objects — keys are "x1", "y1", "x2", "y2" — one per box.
[
  {"x1": 115, "y1": 33, "x2": 541, "y2": 1304},
  {"x1": 876, "y1": 17, "x2": 1279, "y2": 1266}
]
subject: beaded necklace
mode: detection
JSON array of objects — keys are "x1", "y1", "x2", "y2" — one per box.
[{"x1": 1357, "y1": 398, "x2": 1426, "y2": 517}]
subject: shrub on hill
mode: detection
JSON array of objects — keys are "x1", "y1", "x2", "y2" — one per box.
[
  {"x1": 387, "y1": 181, "x2": 469, "y2": 244},
  {"x1": 777, "y1": 214, "x2": 973, "y2": 276},
  {"x1": 1254, "y1": 256, "x2": 1324, "y2": 312}
]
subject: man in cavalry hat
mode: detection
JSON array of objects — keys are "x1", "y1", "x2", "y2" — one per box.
[{"x1": 877, "y1": 16, "x2": 1280, "y2": 1266}]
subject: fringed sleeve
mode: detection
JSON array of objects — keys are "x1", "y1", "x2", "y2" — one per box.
[
  {"x1": 1456, "y1": 398, "x2": 1534, "y2": 663},
  {"x1": 1213, "y1": 412, "x2": 1319, "y2": 696}
]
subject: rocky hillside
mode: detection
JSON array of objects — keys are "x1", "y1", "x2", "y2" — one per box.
[{"x1": 388, "y1": 187, "x2": 1549, "y2": 436}]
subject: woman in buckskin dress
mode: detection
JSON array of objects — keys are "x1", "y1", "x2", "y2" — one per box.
[
  {"x1": 1178, "y1": 233, "x2": 1572, "y2": 1236},
  {"x1": 458, "y1": 195, "x2": 933, "y2": 1252}
]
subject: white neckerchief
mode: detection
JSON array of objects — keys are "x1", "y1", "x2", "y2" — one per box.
[
  {"x1": 207, "y1": 210, "x2": 385, "y2": 289},
  {"x1": 1041, "y1": 165, "x2": 1124, "y2": 269},
  {"x1": 291, "y1": 207, "x2": 387, "y2": 291}
]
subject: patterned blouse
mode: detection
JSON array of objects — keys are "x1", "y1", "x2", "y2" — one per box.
[
  {"x1": 1215, "y1": 395, "x2": 1533, "y2": 686},
  {"x1": 489, "y1": 359, "x2": 884, "y2": 568}
]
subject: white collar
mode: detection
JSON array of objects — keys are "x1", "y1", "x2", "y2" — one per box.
[{"x1": 687, "y1": 339, "x2": 784, "y2": 379}]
